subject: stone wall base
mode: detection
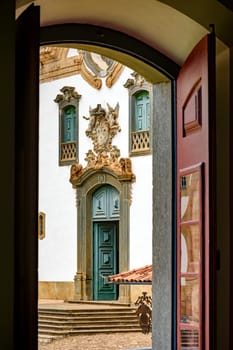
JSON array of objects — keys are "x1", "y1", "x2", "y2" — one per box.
[
  {"x1": 38, "y1": 281, "x2": 151, "y2": 303},
  {"x1": 38, "y1": 281, "x2": 74, "y2": 300}
]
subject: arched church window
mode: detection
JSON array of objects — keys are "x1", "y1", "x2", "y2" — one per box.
[
  {"x1": 133, "y1": 90, "x2": 150, "y2": 132},
  {"x1": 62, "y1": 105, "x2": 76, "y2": 143},
  {"x1": 54, "y1": 86, "x2": 81, "y2": 165},
  {"x1": 124, "y1": 72, "x2": 153, "y2": 156}
]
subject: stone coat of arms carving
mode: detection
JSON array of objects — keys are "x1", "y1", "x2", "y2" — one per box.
[
  {"x1": 70, "y1": 102, "x2": 135, "y2": 185},
  {"x1": 84, "y1": 103, "x2": 121, "y2": 153}
]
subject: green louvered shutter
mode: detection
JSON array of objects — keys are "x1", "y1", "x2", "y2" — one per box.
[
  {"x1": 135, "y1": 91, "x2": 150, "y2": 131},
  {"x1": 63, "y1": 105, "x2": 76, "y2": 142}
]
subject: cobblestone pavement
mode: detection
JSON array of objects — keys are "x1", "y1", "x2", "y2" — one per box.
[{"x1": 39, "y1": 332, "x2": 152, "y2": 350}]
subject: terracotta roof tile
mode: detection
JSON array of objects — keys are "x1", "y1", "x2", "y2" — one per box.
[{"x1": 108, "y1": 264, "x2": 152, "y2": 284}]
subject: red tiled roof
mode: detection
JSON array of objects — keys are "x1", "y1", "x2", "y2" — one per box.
[{"x1": 108, "y1": 264, "x2": 152, "y2": 284}]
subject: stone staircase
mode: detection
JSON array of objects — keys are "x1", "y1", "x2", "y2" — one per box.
[{"x1": 38, "y1": 303, "x2": 142, "y2": 343}]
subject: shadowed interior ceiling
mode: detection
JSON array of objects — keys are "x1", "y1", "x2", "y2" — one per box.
[{"x1": 16, "y1": 0, "x2": 232, "y2": 74}]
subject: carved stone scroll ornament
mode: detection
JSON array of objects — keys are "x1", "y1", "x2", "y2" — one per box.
[
  {"x1": 54, "y1": 86, "x2": 81, "y2": 103},
  {"x1": 123, "y1": 71, "x2": 146, "y2": 89},
  {"x1": 69, "y1": 102, "x2": 135, "y2": 185},
  {"x1": 70, "y1": 163, "x2": 83, "y2": 183}
]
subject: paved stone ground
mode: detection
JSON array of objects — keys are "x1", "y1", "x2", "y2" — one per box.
[{"x1": 39, "y1": 332, "x2": 152, "y2": 350}]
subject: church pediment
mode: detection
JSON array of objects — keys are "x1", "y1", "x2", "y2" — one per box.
[
  {"x1": 40, "y1": 46, "x2": 124, "y2": 88},
  {"x1": 70, "y1": 165, "x2": 135, "y2": 188}
]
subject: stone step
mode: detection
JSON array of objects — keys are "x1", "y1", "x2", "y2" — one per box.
[
  {"x1": 38, "y1": 314, "x2": 138, "y2": 323},
  {"x1": 38, "y1": 313, "x2": 137, "y2": 320},
  {"x1": 38, "y1": 320, "x2": 140, "y2": 330},
  {"x1": 38, "y1": 321, "x2": 140, "y2": 331},
  {"x1": 39, "y1": 321, "x2": 139, "y2": 329},
  {"x1": 39, "y1": 324, "x2": 140, "y2": 333},
  {"x1": 38, "y1": 308, "x2": 137, "y2": 314}
]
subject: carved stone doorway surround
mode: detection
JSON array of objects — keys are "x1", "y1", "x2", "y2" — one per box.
[{"x1": 72, "y1": 167, "x2": 133, "y2": 304}]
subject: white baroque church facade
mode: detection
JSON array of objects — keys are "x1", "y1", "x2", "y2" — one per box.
[{"x1": 38, "y1": 47, "x2": 167, "y2": 303}]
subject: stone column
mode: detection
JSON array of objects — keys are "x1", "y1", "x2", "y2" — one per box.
[{"x1": 152, "y1": 81, "x2": 172, "y2": 349}]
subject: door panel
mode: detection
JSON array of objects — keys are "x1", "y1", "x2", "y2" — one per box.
[
  {"x1": 15, "y1": 4, "x2": 40, "y2": 349},
  {"x1": 92, "y1": 185, "x2": 120, "y2": 220},
  {"x1": 176, "y1": 33, "x2": 216, "y2": 350},
  {"x1": 93, "y1": 222, "x2": 118, "y2": 300}
]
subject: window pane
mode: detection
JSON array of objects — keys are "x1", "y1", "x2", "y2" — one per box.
[
  {"x1": 181, "y1": 225, "x2": 200, "y2": 273},
  {"x1": 179, "y1": 167, "x2": 202, "y2": 349},
  {"x1": 181, "y1": 171, "x2": 200, "y2": 221},
  {"x1": 180, "y1": 276, "x2": 200, "y2": 325}
]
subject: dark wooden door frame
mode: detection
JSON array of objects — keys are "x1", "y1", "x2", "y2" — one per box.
[{"x1": 15, "y1": 4, "x2": 40, "y2": 350}]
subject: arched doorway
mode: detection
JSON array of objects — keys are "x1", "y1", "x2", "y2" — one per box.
[
  {"x1": 15, "y1": 4, "x2": 220, "y2": 348},
  {"x1": 37, "y1": 25, "x2": 215, "y2": 350},
  {"x1": 71, "y1": 165, "x2": 135, "y2": 304},
  {"x1": 40, "y1": 21, "x2": 175, "y2": 319},
  {"x1": 17, "y1": 10, "x2": 173, "y2": 348}
]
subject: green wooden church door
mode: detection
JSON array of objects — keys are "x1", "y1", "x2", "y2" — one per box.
[
  {"x1": 93, "y1": 222, "x2": 118, "y2": 300},
  {"x1": 92, "y1": 185, "x2": 119, "y2": 300}
]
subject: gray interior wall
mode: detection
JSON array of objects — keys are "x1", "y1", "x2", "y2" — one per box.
[{"x1": 152, "y1": 81, "x2": 172, "y2": 350}]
